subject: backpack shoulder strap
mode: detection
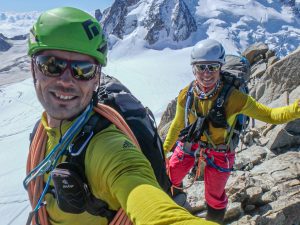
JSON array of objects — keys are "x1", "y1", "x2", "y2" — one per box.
[
  {"x1": 68, "y1": 104, "x2": 138, "y2": 224},
  {"x1": 207, "y1": 82, "x2": 234, "y2": 129},
  {"x1": 94, "y1": 103, "x2": 140, "y2": 148},
  {"x1": 184, "y1": 81, "x2": 195, "y2": 127},
  {"x1": 67, "y1": 113, "x2": 110, "y2": 159}
]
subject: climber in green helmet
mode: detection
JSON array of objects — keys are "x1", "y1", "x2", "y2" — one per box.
[
  {"x1": 24, "y1": 7, "x2": 218, "y2": 225},
  {"x1": 28, "y1": 7, "x2": 107, "y2": 66}
]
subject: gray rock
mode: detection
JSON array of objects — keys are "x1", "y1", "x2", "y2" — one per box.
[
  {"x1": 251, "y1": 62, "x2": 267, "y2": 79},
  {"x1": 245, "y1": 186, "x2": 263, "y2": 205},
  {"x1": 231, "y1": 215, "x2": 256, "y2": 224},
  {"x1": 251, "y1": 152, "x2": 300, "y2": 184},
  {"x1": 267, "y1": 119, "x2": 300, "y2": 153},
  {"x1": 186, "y1": 180, "x2": 206, "y2": 210},
  {"x1": 158, "y1": 98, "x2": 177, "y2": 131},
  {"x1": 261, "y1": 190, "x2": 277, "y2": 204},
  {"x1": 244, "y1": 204, "x2": 256, "y2": 212},
  {"x1": 225, "y1": 202, "x2": 243, "y2": 222},
  {"x1": 0, "y1": 37, "x2": 11, "y2": 51},
  {"x1": 259, "y1": 47, "x2": 300, "y2": 104},
  {"x1": 255, "y1": 82, "x2": 266, "y2": 102},
  {"x1": 243, "y1": 42, "x2": 269, "y2": 65},
  {"x1": 255, "y1": 197, "x2": 300, "y2": 225},
  {"x1": 267, "y1": 55, "x2": 280, "y2": 67},
  {"x1": 159, "y1": 121, "x2": 172, "y2": 142},
  {"x1": 265, "y1": 49, "x2": 276, "y2": 59},
  {"x1": 234, "y1": 146, "x2": 267, "y2": 170}
]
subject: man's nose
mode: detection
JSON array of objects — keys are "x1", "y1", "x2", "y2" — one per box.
[{"x1": 59, "y1": 67, "x2": 74, "y2": 82}]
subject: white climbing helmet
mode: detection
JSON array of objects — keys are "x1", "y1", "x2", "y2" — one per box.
[{"x1": 190, "y1": 39, "x2": 226, "y2": 65}]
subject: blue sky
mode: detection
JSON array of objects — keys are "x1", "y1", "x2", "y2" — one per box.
[{"x1": 0, "y1": 0, "x2": 113, "y2": 12}]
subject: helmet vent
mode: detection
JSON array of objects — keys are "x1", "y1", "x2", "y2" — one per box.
[{"x1": 98, "y1": 43, "x2": 107, "y2": 54}]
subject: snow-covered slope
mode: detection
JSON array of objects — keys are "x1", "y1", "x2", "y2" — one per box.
[{"x1": 0, "y1": 79, "x2": 41, "y2": 224}]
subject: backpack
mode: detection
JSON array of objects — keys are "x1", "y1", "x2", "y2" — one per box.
[
  {"x1": 184, "y1": 55, "x2": 251, "y2": 150},
  {"x1": 28, "y1": 74, "x2": 171, "y2": 222},
  {"x1": 98, "y1": 74, "x2": 171, "y2": 192}
]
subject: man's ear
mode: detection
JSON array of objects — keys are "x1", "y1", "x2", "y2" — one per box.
[
  {"x1": 31, "y1": 59, "x2": 37, "y2": 85},
  {"x1": 94, "y1": 67, "x2": 102, "y2": 91},
  {"x1": 92, "y1": 68, "x2": 102, "y2": 106}
]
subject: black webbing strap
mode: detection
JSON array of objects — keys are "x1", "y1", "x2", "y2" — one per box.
[{"x1": 67, "y1": 113, "x2": 116, "y2": 221}]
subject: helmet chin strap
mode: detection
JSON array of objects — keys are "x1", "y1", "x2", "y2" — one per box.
[{"x1": 194, "y1": 79, "x2": 221, "y2": 100}]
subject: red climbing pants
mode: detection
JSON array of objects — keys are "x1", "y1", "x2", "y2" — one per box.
[{"x1": 168, "y1": 141, "x2": 235, "y2": 209}]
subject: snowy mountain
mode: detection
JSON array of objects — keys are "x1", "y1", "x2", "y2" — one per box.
[
  {"x1": 0, "y1": 1, "x2": 299, "y2": 56},
  {"x1": 101, "y1": 0, "x2": 197, "y2": 48},
  {"x1": 100, "y1": 0, "x2": 300, "y2": 56}
]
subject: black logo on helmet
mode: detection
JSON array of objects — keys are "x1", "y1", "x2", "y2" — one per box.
[{"x1": 82, "y1": 19, "x2": 100, "y2": 40}]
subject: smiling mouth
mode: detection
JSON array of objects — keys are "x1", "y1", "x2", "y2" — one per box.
[
  {"x1": 51, "y1": 92, "x2": 77, "y2": 101},
  {"x1": 202, "y1": 78, "x2": 214, "y2": 82}
]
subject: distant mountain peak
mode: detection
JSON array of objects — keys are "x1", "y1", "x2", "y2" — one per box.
[
  {"x1": 95, "y1": 9, "x2": 103, "y2": 21},
  {"x1": 101, "y1": 0, "x2": 196, "y2": 48},
  {"x1": 0, "y1": 1, "x2": 299, "y2": 57},
  {"x1": 100, "y1": 0, "x2": 300, "y2": 56}
]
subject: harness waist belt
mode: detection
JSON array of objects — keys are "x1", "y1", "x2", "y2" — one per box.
[{"x1": 200, "y1": 142, "x2": 229, "y2": 152}]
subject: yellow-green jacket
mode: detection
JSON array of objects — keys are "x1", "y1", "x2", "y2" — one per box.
[
  {"x1": 40, "y1": 113, "x2": 216, "y2": 225},
  {"x1": 164, "y1": 83, "x2": 300, "y2": 153}
]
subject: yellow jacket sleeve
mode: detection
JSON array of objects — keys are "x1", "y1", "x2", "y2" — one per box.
[
  {"x1": 127, "y1": 184, "x2": 216, "y2": 225},
  {"x1": 163, "y1": 87, "x2": 189, "y2": 153},
  {"x1": 86, "y1": 125, "x2": 216, "y2": 225},
  {"x1": 241, "y1": 96, "x2": 300, "y2": 124}
]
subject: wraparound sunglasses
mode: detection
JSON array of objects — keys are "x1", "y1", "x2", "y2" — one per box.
[{"x1": 33, "y1": 55, "x2": 100, "y2": 81}]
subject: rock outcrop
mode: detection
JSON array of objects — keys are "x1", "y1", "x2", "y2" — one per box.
[{"x1": 0, "y1": 36, "x2": 11, "y2": 51}]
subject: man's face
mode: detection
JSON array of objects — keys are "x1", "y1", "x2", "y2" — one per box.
[{"x1": 32, "y1": 50, "x2": 99, "y2": 124}]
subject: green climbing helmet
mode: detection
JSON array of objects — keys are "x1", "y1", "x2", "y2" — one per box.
[{"x1": 28, "y1": 7, "x2": 107, "y2": 66}]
